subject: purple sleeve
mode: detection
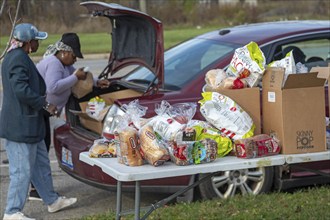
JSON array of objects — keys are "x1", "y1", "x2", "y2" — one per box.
[{"x1": 42, "y1": 60, "x2": 78, "y2": 95}]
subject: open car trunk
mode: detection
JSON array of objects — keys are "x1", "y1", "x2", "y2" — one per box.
[{"x1": 66, "y1": 1, "x2": 165, "y2": 137}]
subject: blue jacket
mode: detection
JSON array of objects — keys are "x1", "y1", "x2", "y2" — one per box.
[{"x1": 0, "y1": 48, "x2": 47, "y2": 143}]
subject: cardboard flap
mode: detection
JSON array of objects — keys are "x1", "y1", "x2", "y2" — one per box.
[
  {"x1": 262, "y1": 67, "x2": 285, "y2": 89},
  {"x1": 283, "y1": 72, "x2": 326, "y2": 89},
  {"x1": 69, "y1": 106, "x2": 110, "y2": 122},
  {"x1": 313, "y1": 67, "x2": 330, "y2": 80},
  {"x1": 69, "y1": 109, "x2": 99, "y2": 122}
]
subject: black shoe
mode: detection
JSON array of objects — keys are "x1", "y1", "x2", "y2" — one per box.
[
  {"x1": 2, "y1": 159, "x2": 8, "y2": 164},
  {"x1": 28, "y1": 190, "x2": 42, "y2": 201}
]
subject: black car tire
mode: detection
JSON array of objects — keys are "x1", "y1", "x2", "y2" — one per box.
[{"x1": 198, "y1": 166, "x2": 274, "y2": 199}]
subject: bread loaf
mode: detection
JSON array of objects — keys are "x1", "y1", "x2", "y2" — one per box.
[
  {"x1": 117, "y1": 127, "x2": 144, "y2": 166},
  {"x1": 139, "y1": 125, "x2": 170, "y2": 166}
]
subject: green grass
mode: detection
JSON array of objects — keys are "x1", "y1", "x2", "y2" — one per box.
[
  {"x1": 20, "y1": 26, "x2": 219, "y2": 57},
  {"x1": 79, "y1": 185, "x2": 330, "y2": 220}
]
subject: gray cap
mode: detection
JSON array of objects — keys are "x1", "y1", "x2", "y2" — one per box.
[{"x1": 13, "y1": 23, "x2": 48, "y2": 42}]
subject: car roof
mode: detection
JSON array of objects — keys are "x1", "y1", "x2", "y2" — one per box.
[{"x1": 198, "y1": 20, "x2": 330, "y2": 45}]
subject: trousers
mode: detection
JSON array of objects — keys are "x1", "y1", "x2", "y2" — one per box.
[{"x1": 4, "y1": 139, "x2": 58, "y2": 214}]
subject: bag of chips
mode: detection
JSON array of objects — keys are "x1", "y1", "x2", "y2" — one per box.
[
  {"x1": 226, "y1": 41, "x2": 266, "y2": 87},
  {"x1": 199, "y1": 92, "x2": 255, "y2": 140}
]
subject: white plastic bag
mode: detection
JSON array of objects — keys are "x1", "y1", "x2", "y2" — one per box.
[{"x1": 199, "y1": 92, "x2": 255, "y2": 140}]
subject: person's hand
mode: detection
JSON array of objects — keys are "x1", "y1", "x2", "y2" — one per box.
[
  {"x1": 44, "y1": 103, "x2": 58, "y2": 116},
  {"x1": 97, "y1": 79, "x2": 110, "y2": 89},
  {"x1": 74, "y1": 68, "x2": 87, "y2": 80}
]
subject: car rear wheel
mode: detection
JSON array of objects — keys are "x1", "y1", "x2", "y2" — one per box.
[{"x1": 198, "y1": 167, "x2": 274, "y2": 199}]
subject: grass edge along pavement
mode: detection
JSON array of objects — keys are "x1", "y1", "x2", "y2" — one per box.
[
  {"x1": 20, "y1": 26, "x2": 220, "y2": 58},
  {"x1": 79, "y1": 185, "x2": 330, "y2": 220}
]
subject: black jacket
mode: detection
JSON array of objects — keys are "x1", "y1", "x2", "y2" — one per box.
[{"x1": 0, "y1": 48, "x2": 47, "y2": 143}]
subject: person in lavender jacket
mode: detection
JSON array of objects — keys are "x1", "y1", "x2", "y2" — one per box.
[{"x1": 32, "y1": 33, "x2": 109, "y2": 200}]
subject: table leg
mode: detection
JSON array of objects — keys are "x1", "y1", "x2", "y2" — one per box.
[
  {"x1": 135, "y1": 181, "x2": 141, "y2": 220},
  {"x1": 116, "y1": 181, "x2": 122, "y2": 220}
]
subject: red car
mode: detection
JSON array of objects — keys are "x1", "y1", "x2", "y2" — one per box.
[{"x1": 54, "y1": 1, "x2": 330, "y2": 201}]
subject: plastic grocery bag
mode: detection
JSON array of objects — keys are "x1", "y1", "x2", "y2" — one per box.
[
  {"x1": 176, "y1": 119, "x2": 233, "y2": 157},
  {"x1": 148, "y1": 101, "x2": 196, "y2": 141},
  {"x1": 86, "y1": 96, "x2": 109, "y2": 121},
  {"x1": 199, "y1": 92, "x2": 255, "y2": 140},
  {"x1": 226, "y1": 41, "x2": 266, "y2": 87},
  {"x1": 268, "y1": 50, "x2": 296, "y2": 87}
]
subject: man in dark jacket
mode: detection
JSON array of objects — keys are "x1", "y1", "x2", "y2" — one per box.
[{"x1": 0, "y1": 23, "x2": 77, "y2": 220}]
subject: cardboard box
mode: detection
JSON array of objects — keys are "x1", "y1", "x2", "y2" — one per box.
[
  {"x1": 262, "y1": 67, "x2": 327, "y2": 154},
  {"x1": 70, "y1": 89, "x2": 142, "y2": 134},
  {"x1": 204, "y1": 86, "x2": 261, "y2": 135},
  {"x1": 312, "y1": 66, "x2": 330, "y2": 116}
]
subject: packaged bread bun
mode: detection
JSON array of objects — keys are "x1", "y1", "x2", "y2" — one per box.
[
  {"x1": 139, "y1": 125, "x2": 170, "y2": 166},
  {"x1": 89, "y1": 138, "x2": 117, "y2": 158},
  {"x1": 117, "y1": 127, "x2": 144, "y2": 166},
  {"x1": 89, "y1": 143, "x2": 108, "y2": 158}
]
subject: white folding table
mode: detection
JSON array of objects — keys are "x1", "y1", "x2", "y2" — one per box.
[{"x1": 79, "y1": 150, "x2": 330, "y2": 220}]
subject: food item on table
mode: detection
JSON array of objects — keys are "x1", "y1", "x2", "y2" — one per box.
[
  {"x1": 139, "y1": 125, "x2": 170, "y2": 166},
  {"x1": 169, "y1": 138, "x2": 218, "y2": 166},
  {"x1": 117, "y1": 127, "x2": 144, "y2": 166},
  {"x1": 89, "y1": 139, "x2": 117, "y2": 158},
  {"x1": 149, "y1": 115, "x2": 186, "y2": 141},
  {"x1": 199, "y1": 92, "x2": 255, "y2": 140},
  {"x1": 234, "y1": 134, "x2": 281, "y2": 158},
  {"x1": 193, "y1": 125, "x2": 233, "y2": 157},
  {"x1": 89, "y1": 143, "x2": 108, "y2": 157}
]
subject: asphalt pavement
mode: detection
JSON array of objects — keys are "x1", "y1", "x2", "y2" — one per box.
[{"x1": 0, "y1": 135, "x2": 169, "y2": 220}]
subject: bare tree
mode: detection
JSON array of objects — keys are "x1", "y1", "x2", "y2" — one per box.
[
  {"x1": 0, "y1": 0, "x2": 6, "y2": 16},
  {"x1": 0, "y1": 0, "x2": 21, "y2": 60}
]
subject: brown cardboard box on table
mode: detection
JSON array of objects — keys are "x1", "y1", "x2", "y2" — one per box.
[
  {"x1": 262, "y1": 67, "x2": 327, "y2": 154},
  {"x1": 204, "y1": 86, "x2": 261, "y2": 135},
  {"x1": 70, "y1": 89, "x2": 142, "y2": 135}
]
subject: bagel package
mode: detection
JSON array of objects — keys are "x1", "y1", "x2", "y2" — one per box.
[
  {"x1": 116, "y1": 126, "x2": 144, "y2": 166},
  {"x1": 139, "y1": 125, "x2": 170, "y2": 166}
]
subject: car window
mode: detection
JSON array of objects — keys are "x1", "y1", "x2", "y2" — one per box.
[
  {"x1": 124, "y1": 38, "x2": 238, "y2": 90},
  {"x1": 271, "y1": 38, "x2": 330, "y2": 71}
]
